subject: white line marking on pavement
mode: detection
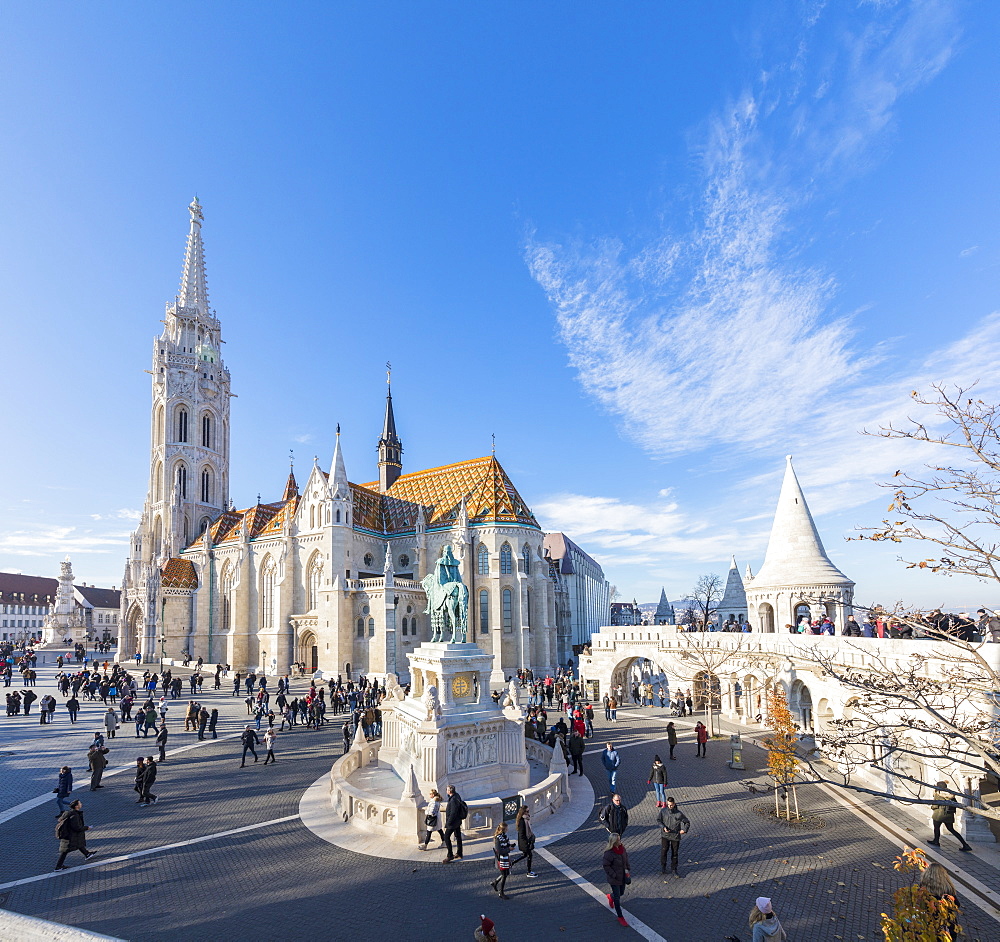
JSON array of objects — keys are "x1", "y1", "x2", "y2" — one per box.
[
  {"x1": 0, "y1": 731, "x2": 241, "y2": 828},
  {"x1": 0, "y1": 813, "x2": 301, "y2": 892},
  {"x1": 537, "y1": 846, "x2": 669, "y2": 942}
]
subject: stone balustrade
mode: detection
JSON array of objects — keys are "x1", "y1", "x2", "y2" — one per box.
[{"x1": 329, "y1": 734, "x2": 571, "y2": 844}]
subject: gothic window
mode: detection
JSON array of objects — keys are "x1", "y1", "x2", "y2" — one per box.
[
  {"x1": 364, "y1": 553, "x2": 374, "y2": 568},
  {"x1": 200, "y1": 468, "x2": 212, "y2": 504},
  {"x1": 154, "y1": 405, "x2": 164, "y2": 443},
  {"x1": 368, "y1": 617, "x2": 375, "y2": 637},
  {"x1": 202, "y1": 413, "x2": 213, "y2": 449},
  {"x1": 401, "y1": 617, "x2": 408, "y2": 636},
  {"x1": 399, "y1": 554, "x2": 410, "y2": 569},
  {"x1": 260, "y1": 558, "x2": 276, "y2": 631},
  {"x1": 521, "y1": 545, "x2": 531, "y2": 574},
  {"x1": 477, "y1": 544, "x2": 489, "y2": 576},
  {"x1": 177, "y1": 407, "x2": 189, "y2": 443},
  {"x1": 220, "y1": 562, "x2": 233, "y2": 633},
  {"x1": 308, "y1": 555, "x2": 323, "y2": 611},
  {"x1": 310, "y1": 506, "x2": 315, "y2": 529},
  {"x1": 502, "y1": 588, "x2": 513, "y2": 632},
  {"x1": 356, "y1": 617, "x2": 364, "y2": 638},
  {"x1": 500, "y1": 543, "x2": 512, "y2": 575},
  {"x1": 479, "y1": 589, "x2": 489, "y2": 635},
  {"x1": 176, "y1": 464, "x2": 187, "y2": 499},
  {"x1": 153, "y1": 461, "x2": 163, "y2": 502},
  {"x1": 335, "y1": 509, "x2": 341, "y2": 523}
]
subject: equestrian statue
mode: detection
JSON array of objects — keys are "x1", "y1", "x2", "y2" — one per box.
[{"x1": 421, "y1": 545, "x2": 469, "y2": 643}]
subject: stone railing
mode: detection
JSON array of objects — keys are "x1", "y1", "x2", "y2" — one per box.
[
  {"x1": 329, "y1": 735, "x2": 571, "y2": 844},
  {"x1": 347, "y1": 578, "x2": 424, "y2": 592}
]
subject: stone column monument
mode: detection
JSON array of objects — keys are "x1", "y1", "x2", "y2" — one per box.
[{"x1": 42, "y1": 556, "x2": 85, "y2": 644}]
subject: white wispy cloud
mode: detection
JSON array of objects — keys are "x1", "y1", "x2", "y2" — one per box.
[
  {"x1": 0, "y1": 526, "x2": 132, "y2": 557},
  {"x1": 528, "y1": 2, "x2": 960, "y2": 468}
]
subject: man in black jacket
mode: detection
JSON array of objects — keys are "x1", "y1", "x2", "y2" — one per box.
[
  {"x1": 657, "y1": 796, "x2": 690, "y2": 877},
  {"x1": 240, "y1": 726, "x2": 260, "y2": 766},
  {"x1": 155, "y1": 723, "x2": 168, "y2": 762},
  {"x1": 443, "y1": 785, "x2": 466, "y2": 862},
  {"x1": 598, "y1": 793, "x2": 629, "y2": 836},
  {"x1": 139, "y1": 757, "x2": 158, "y2": 805},
  {"x1": 54, "y1": 799, "x2": 96, "y2": 870},
  {"x1": 568, "y1": 731, "x2": 586, "y2": 776}
]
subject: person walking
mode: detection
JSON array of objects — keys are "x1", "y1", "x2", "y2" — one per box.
[
  {"x1": 342, "y1": 719, "x2": 352, "y2": 754},
  {"x1": 132, "y1": 757, "x2": 146, "y2": 802},
  {"x1": 66, "y1": 695, "x2": 80, "y2": 724},
  {"x1": 695, "y1": 721, "x2": 708, "y2": 758},
  {"x1": 155, "y1": 723, "x2": 169, "y2": 762},
  {"x1": 748, "y1": 897, "x2": 787, "y2": 941},
  {"x1": 489, "y1": 822, "x2": 513, "y2": 899},
  {"x1": 262, "y1": 728, "x2": 277, "y2": 764},
  {"x1": 139, "y1": 756, "x2": 158, "y2": 805},
  {"x1": 658, "y1": 795, "x2": 690, "y2": 877},
  {"x1": 568, "y1": 731, "x2": 585, "y2": 776},
  {"x1": 197, "y1": 706, "x2": 210, "y2": 740},
  {"x1": 209, "y1": 708, "x2": 219, "y2": 739},
  {"x1": 515, "y1": 805, "x2": 537, "y2": 877},
  {"x1": 601, "y1": 832, "x2": 630, "y2": 928},
  {"x1": 601, "y1": 743, "x2": 621, "y2": 794},
  {"x1": 54, "y1": 799, "x2": 96, "y2": 870},
  {"x1": 88, "y1": 742, "x2": 109, "y2": 791},
  {"x1": 648, "y1": 755, "x2": 668, "y2": 806},
  {"x1": 603, "y1": 694, "x2": 611, "y2": 721},
  {"x1": 419, "y1": 788, "x2": 446, "y2": 851},
  {"x1": 443, "y1": 784, "x2": 467, "y2": 862},
  {"x1": 55, "y1": 766, "x2": 73, "y2": 814},
  {"x1": 599, "y1": 793, "x2": 630, "y2": 836},
  {"x1": 667, "y1": 721, "x2": 678, "y2": 760},
  {"x1": 917, "y1": 863, "x2": 962, "y2": 939},
  {"x1": 928, "y1": 782, "x2": 972, "y2": 852},
  {"x1": 608, "y1": 694, "x2": 618, "y2": 722},
  {"x1": 103, "y1": 706, "x2": 118, "y2": 740},
  {"x1": 240, "y1": 726, "x2": 260, "y2": 767}
]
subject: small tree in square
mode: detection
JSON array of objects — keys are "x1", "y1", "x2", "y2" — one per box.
[
  {"x1": 882, "y1": 847, "x2": 962, "y2": 941},
  {"x1": 763, "y1": 686, "x2": 799, "y2": 820}
]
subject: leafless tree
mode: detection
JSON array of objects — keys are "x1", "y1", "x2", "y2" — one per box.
[
  {"x1": 691, "y1": 574, "x2": 723, "y2": 631},
  {"x1": 858, "y1": 383, "x2": 1000, "y2": 583}
]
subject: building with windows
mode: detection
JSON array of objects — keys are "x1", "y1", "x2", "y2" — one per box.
[
  {"x1": 121, "y1": 201, "x2": 562, "y2": 681},
  {"x1": 543, "y1": 532, "x2": 610, "y2": 667},
  {"x1": 610, "y1": 600, "x2": 643, "y2": 626}
]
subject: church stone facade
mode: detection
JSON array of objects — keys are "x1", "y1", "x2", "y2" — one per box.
[{"x1": 120, "y1": 202, "x2": 557, "y2": 681}]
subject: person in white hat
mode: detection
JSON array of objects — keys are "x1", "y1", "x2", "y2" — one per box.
[{"x1": 749, "y1": 897, "x2": 786, "y2": 941}]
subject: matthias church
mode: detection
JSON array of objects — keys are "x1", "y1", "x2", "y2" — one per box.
[{"x1": 121, "y1": 201, "x2": 560, "y2": 681}]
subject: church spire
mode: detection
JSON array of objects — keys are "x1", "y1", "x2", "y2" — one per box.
[
  {"x1": 377, "y1": 365, "x2": 403, "y2": 493},
  {"x1": 178, "y1": 197, "x2": 209, "y2": 313},
  {"x1": 330, "y1": 423, "x2": 350, "y2": 498}
]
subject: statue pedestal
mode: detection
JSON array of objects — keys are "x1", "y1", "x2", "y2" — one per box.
[{"x1": 381, "y1": 641, "x2": 529, "y2": 799}]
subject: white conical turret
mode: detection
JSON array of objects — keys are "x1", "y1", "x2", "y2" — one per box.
[
  {"x1": 717, "y1": 556, "x2": 747, "y2": 623},
  {"x1": 178, "y1": 197, "x2": 209, "y2": 313},
  {"x1": 751, "y1": 456, "x2": 852, "y2": 588}
]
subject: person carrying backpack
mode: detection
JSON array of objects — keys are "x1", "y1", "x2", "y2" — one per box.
[{"x1": 54, "y1": 799, "x2": 96, "y2": 870}]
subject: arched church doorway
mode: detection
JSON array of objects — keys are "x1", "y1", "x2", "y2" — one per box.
[
  {"x1": 297, "y1": 630, "x2": 318, "y2": 673},
  {"x1": 125, "y1": 604, "x2": 142, "y2": 661}
]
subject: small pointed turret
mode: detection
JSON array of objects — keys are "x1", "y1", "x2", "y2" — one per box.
[
  {"x1": 377, "y1": 369, "x2": 403, "y2": 492},
  {"x1": 282, "y1": 469, "x2": 298, "y2": 502},
  {"x1": 717, "y1": 556, "x2": 747, "y2": 624},
  {"x1": 654, "y1": 587, "x2": 674, "y2": 625},
  {"x1": 330, "y1": 424, "x2": 350, "y2": 498},
  {"x1": 178, "y1": 197, "x2": 209, "y2": 313},
  {"x1": 752, "y1": 456, "x2": 852, "y2": 587},
  {"x1": 744, "y1": 563, "x2": 754, "y2": 582}
]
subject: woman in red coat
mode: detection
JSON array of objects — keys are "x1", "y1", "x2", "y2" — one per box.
[{"x1": 695, "y1": 721, "x2": 708, "y2": 758}]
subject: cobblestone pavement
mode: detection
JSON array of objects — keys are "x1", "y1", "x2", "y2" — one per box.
[{"x1": 1, "y1": 667, "x2": 998, "y2": 942}]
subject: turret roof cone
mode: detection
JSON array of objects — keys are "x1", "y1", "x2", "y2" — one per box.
[
  {"x1": 330, "y1": 424, "x2": 349, "y2": 496},
  {"x1": 752, "y1": 456, "x2": 853, "y2": 588}
]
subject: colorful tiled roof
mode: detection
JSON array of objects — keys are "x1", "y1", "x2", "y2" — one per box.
[
  {"x1": 162, "y1": 558, "x2": 198, "y2": 589},
  {"x1": 190, "y1": 455, "x2": 536, "y2": 547},
  {"x1": 357, "y1": 456, "x2": 538, "y2": 532}
]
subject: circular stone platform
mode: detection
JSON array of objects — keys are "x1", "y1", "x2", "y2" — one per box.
[{"x1": 298, "y1": 769, "x2": 595, "y2": 862}]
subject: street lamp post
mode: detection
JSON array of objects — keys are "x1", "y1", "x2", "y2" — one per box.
[{"x1": 159, "y1": 635, "x2": 166, "y2": 673}]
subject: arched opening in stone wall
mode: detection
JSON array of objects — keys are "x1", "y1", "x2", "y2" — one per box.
[
  {"x1": 815, "y1": 696, "x2": 835, "y2": 734},
  {"x1": 125, "y1": 604, "x2": 142, "y2": 661},
  {"x1": 790, "y1": 679, "x2": 813, "y2": 732},
  {"x1": 297, "y1": 630, "x2": 318, "y2": 672},
  {"x1": 693, "y1": 670, "x2": 721, "y2": 712},
  {"x1": 608, "y1": 656, "x2": 670, "y2": 698},
  {"x1": 758, "y1": 603, "x2": 775, "y2": 633}
]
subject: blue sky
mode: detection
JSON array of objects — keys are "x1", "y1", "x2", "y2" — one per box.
[{"x1": 0, "y1": 1, "x2": 997, "y2": 610}]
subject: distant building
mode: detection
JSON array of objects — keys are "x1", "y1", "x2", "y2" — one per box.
[
  {"x1": 0, "y1": 566, "x2": 120, "y2": 644},
  {"x1": 543, "y1": 533, "x2": 610, "y2": 666},
  {"x1": 610, "y1": 600, "x2": 643, "y2": 626},
  {"x1": 653, "y1": 588, "x2": 675, "y2": 625}
]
